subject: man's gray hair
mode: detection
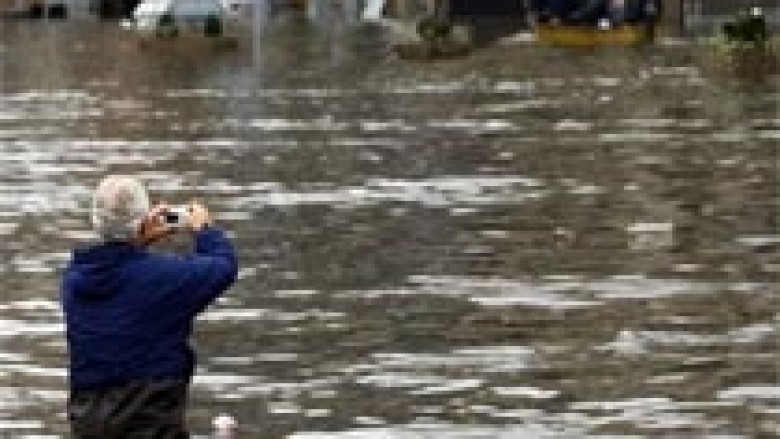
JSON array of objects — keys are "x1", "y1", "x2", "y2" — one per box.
[{"x1": 91, "y1": 176, "x2": 150, "y2": 242}]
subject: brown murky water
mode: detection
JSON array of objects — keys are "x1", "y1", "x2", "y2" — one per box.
[{"x1": 0, "y1": 16, "x2": 779, "y2": 438}]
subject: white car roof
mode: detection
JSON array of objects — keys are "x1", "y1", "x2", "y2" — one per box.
[{"x1": 134, "y1": 0, "x2": 223, "y2": 18}]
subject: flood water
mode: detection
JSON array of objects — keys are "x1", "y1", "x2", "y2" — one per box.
[{"x1": 0, "y1": 17, "x2": 779, "y2": 438}]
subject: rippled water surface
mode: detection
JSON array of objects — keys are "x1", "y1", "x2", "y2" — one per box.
[{"x1": 1, "y1": 18, "x2": 779, "y2": 438}]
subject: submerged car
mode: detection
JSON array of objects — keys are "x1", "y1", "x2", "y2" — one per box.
[{"x1": 129, "y1": 0, "x2": 229, "y2": 38}]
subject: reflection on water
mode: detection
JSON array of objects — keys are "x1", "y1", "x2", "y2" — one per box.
[{"x1": 1, "y1": 17, "x2": 779, "y2": 438}]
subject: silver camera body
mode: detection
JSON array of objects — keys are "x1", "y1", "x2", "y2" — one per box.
[{"x1": 162, "y1": 206, "x2": 190, "y2": 229}]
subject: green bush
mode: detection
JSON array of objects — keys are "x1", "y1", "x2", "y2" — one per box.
[
  {"x1": 722, "y1": 9, "x2": 768, "y2": 47},
  {"x1": 417, "y1": 16, "x2": 452, "y2": 42}
]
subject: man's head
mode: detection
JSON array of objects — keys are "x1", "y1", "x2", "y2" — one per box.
[{"x1": 91, "y1": 176, "x2": 150, "y2": 242}]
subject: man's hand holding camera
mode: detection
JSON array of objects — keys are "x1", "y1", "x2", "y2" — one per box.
[{"x1": 136, "y1": 201, "x2": 213, "y2": 246}]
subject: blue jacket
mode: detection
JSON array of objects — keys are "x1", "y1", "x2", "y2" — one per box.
[{"x1": 60, "y1": 228, "x2": 238, "y2": 391}]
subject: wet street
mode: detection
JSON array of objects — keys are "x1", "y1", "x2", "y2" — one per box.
[{"x1": 0, "y1": 17, "x2": 779, "y2": 438}]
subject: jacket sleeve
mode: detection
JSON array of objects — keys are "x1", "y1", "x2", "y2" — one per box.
[{"x1": 173, "y1": 227, "x2": 239, "y2": 315}]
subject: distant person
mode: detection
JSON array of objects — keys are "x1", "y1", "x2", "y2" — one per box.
[{"x1": 60, "y1": 176, "x2": 238, "y2": 438}]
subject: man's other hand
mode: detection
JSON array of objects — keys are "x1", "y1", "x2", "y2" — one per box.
[{"x1": 187, "y1": 201, "x2": 212, "y2": 232}]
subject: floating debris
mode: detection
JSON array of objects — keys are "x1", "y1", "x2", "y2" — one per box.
[
  {"x1": 393, "y1": 17, "x2": 473, "y2": 61},
  {"x1": 212, "y1": 413, "x2": 238, "y2": 438},
  {"x1": 626, "y1": 221, "x2": 674, "y2": 250}
]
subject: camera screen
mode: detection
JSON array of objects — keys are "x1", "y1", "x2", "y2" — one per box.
[{"x1": 164, "y1": 212, "x2": 181, "y2": 224}]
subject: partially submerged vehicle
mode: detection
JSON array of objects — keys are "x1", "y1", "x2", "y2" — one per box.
[
  {"x1": 535, "y1": 20, "x2": 652, "y2": 46},
  {"x1": 0, "y1": 0, "x2": 80, "y2": 19},
  {"x1": 128, "y1": 0, "x2": 234, "y2": 39},
  {"x1": 532, "y1": 0, "x2": 659, "y2": 47}
]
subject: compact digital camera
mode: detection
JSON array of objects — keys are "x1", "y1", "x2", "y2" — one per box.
[{"x1": 161, "y1": 206, "x2": 190, "y2": 229}]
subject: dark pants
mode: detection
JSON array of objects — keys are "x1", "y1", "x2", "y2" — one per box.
[{"x1": 68, "y1": 379, "x2": 189, "y2": 439}]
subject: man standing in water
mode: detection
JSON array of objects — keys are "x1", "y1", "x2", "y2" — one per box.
[{"x1": 60, "y1": 176, "x2": 238, "y2": 438}]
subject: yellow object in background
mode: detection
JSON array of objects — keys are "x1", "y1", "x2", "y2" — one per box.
[{"x1": 536, "y1": 24, "x2": 652, "y2": 47}]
